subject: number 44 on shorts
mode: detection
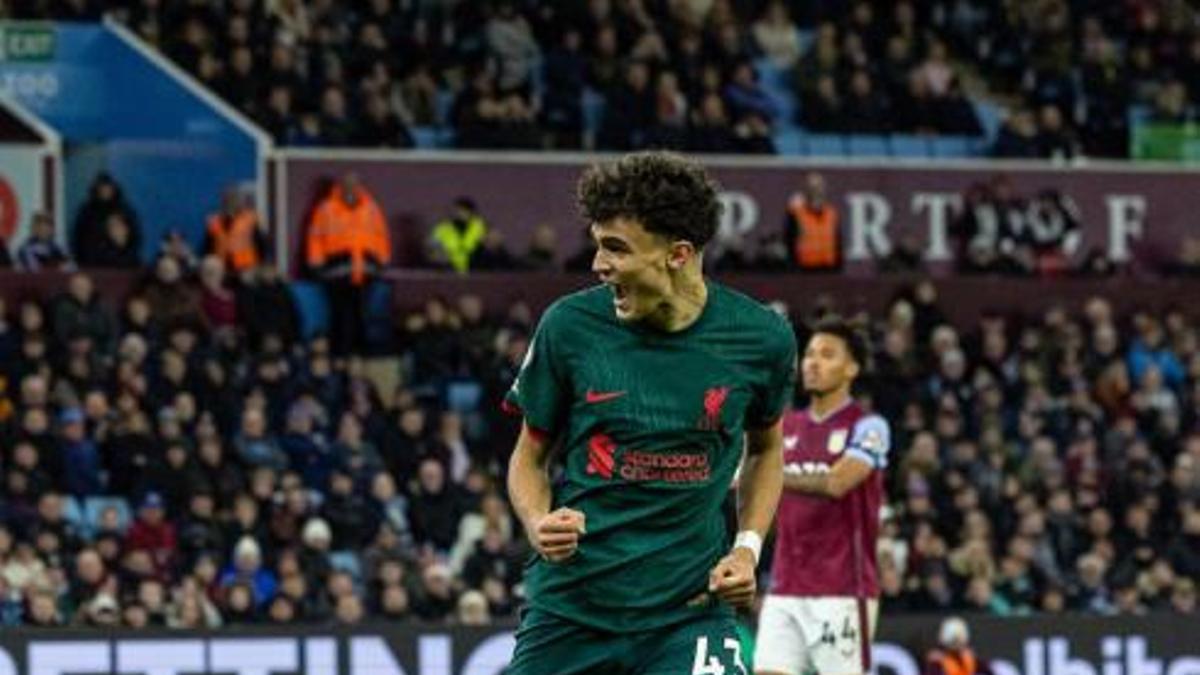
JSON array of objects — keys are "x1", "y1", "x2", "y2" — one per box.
[{"x1": 692, "y1": 636, "x2": 748, "y2": 675}]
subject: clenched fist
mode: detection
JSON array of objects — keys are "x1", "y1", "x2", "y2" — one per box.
[
  {"x1": 532, "y1": 507, "x2": 587, "y2": 562},
  {"x1": 708, "y1": 547, "x2": 757, "y2": 609}
]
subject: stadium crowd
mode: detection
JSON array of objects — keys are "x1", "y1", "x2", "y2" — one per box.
[
  {"x1": 13, "y1": 0, "x2": 1200, "y2": 158},
  {"x1": 1, "y1": 223, "x2": 1200, "y2": 627}
]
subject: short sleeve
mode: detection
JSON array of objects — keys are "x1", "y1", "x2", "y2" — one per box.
[
  {"x1": 745, "y1": 316, "x2": 798, "y2": 429},
  {"x1": 846, "y1": 414, "x2": 891, "y2": 469},
  {"x1": 503, "y1": 306, "x2": 570, "y2": 436}
]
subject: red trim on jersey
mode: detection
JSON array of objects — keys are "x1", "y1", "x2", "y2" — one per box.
[
  {"x1": 857, "y1": 597, "x2": 871, "y2": 671},
  {"x1": 525, "y1": 425, "x2": 549, "y2": 445},
  {"x1": 500, "y1": 398, "x2": 522, "y2": 416}
]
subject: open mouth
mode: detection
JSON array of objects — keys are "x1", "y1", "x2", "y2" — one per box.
[{"x1": 609, "y1": 283, "x2": 631, "y2": 313}]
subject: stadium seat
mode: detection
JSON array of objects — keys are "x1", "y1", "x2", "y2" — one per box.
[
  {"x1": 84, "y1": 496, "x2": 132, "y2": 534},
  {"x1": 804, "y1": 134, "x2": 846, "y2": 157},
  {"x1": 434, "y1": 89, "x2": 457, "y2": 128},
  {"x1": 363, "y1": 281, "x2": 395, "y2": 352},
  {"x1": 329, "y1": 550, "x2": 364, "y2": 585},
  {"x1": 289, "y1": 281, "x2": 330, "y2": 340},
  {"x1": 582, "y1": 89, "x2": 606, "y2": 135},
  {"x1": 446, "y1": 379, "x2": 484, "y2": 413},
  {"x1": 753, "y1": 58, "x2": 788, "y2": 90},
  {"x1": 62, "y1": 496, "x2": 89, "y2": 539},
  {"x1": 889, "y1": 135, "x2": 932, "y2": 158},
  {"x1": 930, "y1": 136, "x2": 972, "y2": 158},
  {"x1": 772, "y1": 128, "x2": 805, "y2": 155},
  {"x1": 847, "y1": 135, "x2": 889, "y2": 157},
  {"x1": 412, "y1": 126, "x2": 439, "y2": 149}
]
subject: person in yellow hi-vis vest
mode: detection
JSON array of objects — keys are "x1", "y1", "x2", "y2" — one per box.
[{"x1": 428, "y1": 197, "x2": 488, "y2": 274}]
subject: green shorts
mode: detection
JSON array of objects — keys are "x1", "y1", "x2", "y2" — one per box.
[{"x1": 507, "y1": 607, "x2": 750, "y2": 675}]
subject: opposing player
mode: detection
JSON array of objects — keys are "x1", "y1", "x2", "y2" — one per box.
[
  {"x1": 504, "y1": 152, "x2": 797, "y2": 675},
  {"x1": 755, "y1": 316, "x2": 890, "y2": 675}
]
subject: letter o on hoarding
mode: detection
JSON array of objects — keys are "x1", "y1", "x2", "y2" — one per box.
[
  {"x1": 461, "y1": 632, "x2": 516, "y2": 675},
  {"x1": 0, "y1": 177, "x2": 17, "y2": 242},
  {"x1": 872, "y1": 643, "x2": 918, "y2": 675}
]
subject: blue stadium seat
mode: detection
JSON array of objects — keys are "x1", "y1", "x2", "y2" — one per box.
[
  {"x1": 931, "y1": 136, "x2": 971, "y2": 158},
  {"x1": 329, "y1": 550, "x2": 363, "y2": 585},
  {"x1": 434, "y1": 89, "x2": 457, "y2": 128},
  {"x1": 889, "y1": 135, "x2": 932, "y2": 158},
  {"x1": 772, "y1": 128, "x2": 805, "y2": 155},
  {"x1": 582, "y1": 89, "x2": 606, "y2": 135},
  {"x1": 289, "y1": 281, "x2": 330, "y2": 340},
  {"x1": 434, "y1": 128, "x2": 456, "y2": 148},
  {"x1": 753, "y1": 58, "x2": 789, "y2": 90},
  {"x1": 847, "y1": 135, "x2": 889, "y2": 157},
  {"x1": 446, "y1": 379, "x2": 484, "y2": 413},
  {"x1": 84, "y1": 496, "x2": 132, "y2": 534},
  {"x1": 973, "y1": 101, "x2": 1004, "y2": 140},
  {"x1": 62, "y1": 496, "x2": 89, "y2": 539},
  {"x1": 804, "y1": 134, "x2": 846, "y2": 157},
  {"x1": 363, "y1": 281, "x2": 394, "y2": 352},
  {"x1": 412, "y1": 126, "x2": 439, "y2": 149}
]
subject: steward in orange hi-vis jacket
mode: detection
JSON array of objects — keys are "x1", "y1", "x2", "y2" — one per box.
[
  {"x1": 305, "y1": 175, "x2": 391, "y2": 286},
  {"x1": 305, "y1": 174, "x2": 392, "y2": 355},
  {"x1": 204, "y1": 188, "x2": 266, "y2": 273}
]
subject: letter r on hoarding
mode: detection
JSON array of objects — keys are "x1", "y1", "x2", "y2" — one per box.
[{"x1": 847, "y1": 192, "x2": 892, "y2": 260}]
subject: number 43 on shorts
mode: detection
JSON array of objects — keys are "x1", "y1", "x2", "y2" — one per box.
[{"x1": 692, "y1": 636, "x2": 748, "y2": 675}]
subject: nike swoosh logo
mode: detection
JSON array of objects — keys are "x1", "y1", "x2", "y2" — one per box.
[{"x1": 585, "y1": 390, "x2": 627, "y2": 404}]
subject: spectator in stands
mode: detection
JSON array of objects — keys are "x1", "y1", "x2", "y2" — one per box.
[
  {"x1": 50, "y1": 272, "x2": 117, "y2": 356},
  {"x1": 235, "y1": 263, "x2": 300, "y2": 351},
  {"x1": 992, "y1": 109, "x2": 1041, "y2": 158},
  {"x1": 486, "y1": 1, "x2": 541, "y2": 94},
  {"x1": 753, "y1": 1, "x2": 801, "y2": 70},
  {"x1": 598, "y1": 61, "x2": 654, "y2": 150},
  {"x1": 203, "y1": 187, "x2": 266, "y2": 275},
  {"x1": 73, "y1": 174, "x2": 139, "y2": 268},
  {"x1": 522, "y1": 223, "x2": 559, "y2": 271},
  {"x1": 784, "y1": 172, "x2": 841, "y2": 271},
  {"x1": 428, "y1": 198, "x2": 487, "y2": 275},
  {"x1": 17, "y1": 212, "x2": 71, "y2": 272},
  {"x1": 88, "y1": 212, "x2": 141, "y2": 269},
  {"x1": 125, "y1": 492, "x2": 177, "y2": 576},
  {"x1": 198, "y1": 256, "x2": 237, "y2": 333},
  {"x1": 220, "y1": 536, "x2": 276, "y2": 610},
  {"x1": 140, "y1": 255, "x2": 207, "y2": 337},
  {"x1": 305, "y1": 173, "x2": 391, "y2": 356},
  {"x1": 542, "y1": 29, "x2": 586, "y2": 148}
]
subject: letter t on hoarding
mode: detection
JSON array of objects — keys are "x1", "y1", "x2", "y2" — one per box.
[
  {"x1": 30, "y1": 642, "x2": 109, "y2": 675},
  {"x1": 1105, "y1": 195, "x2": 1146, "y2": 262},
  {"x1": 912, "y1": 192, "x2": 960, "y2": 261},
  {"x1": 210, "y1": 639, "x2": 298, "y2": 675},
  {"x1": 118, "y1": 640, "x2": 205, "y2": 675}
]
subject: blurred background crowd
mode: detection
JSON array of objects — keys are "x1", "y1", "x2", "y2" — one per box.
[{"x1": 11, "y1": 0, "x2": 1200, "y2": 157}]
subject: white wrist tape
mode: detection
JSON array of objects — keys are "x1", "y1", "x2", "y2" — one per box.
[{"x1": 734, "y1": 530, "x2": 763, "y2": 564}]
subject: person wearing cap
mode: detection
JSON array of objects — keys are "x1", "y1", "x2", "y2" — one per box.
[
  {"x1": 124, "y1": 492, "x2": 177, "y2": 574},
  {"x1": 58, "y1": 407, "x2": 103, "y2": 498},
  {"x1": 925, "y1": 617, "x2": 989, "y2": 675}
]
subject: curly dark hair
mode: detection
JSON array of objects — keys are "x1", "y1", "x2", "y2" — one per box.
[
  {"x1": 577, "y1": 151, "x2": 722, "y2": 249},
  {"x1": 810, "y1": 314, "x2": 871, "y2": 369}
]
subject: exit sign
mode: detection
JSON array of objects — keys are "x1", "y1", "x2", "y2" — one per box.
[{"x1": 0, "y1": 23, "x2": 55, "y2": 62}]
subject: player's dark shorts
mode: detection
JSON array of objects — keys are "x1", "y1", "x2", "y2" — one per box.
[{"x1": 507, "y1": 607, "x2": 748, "y2": 675}]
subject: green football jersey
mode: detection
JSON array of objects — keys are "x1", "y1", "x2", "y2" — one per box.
[{"x1": 505, "y1": 280, "x2": 797, "y2": 633}]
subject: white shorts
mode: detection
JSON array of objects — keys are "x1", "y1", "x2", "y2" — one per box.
[{"x1": 753, "y1": 595, "x2": 879, "y2": 675}]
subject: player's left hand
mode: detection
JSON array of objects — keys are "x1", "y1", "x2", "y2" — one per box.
[{"x1": 708, "y1": 547, "x2": 757, "y2": 610}]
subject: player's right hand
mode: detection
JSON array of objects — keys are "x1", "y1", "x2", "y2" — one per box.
[{"x1": 532, "y1": 507, "x2": 587, "y2": 562}]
